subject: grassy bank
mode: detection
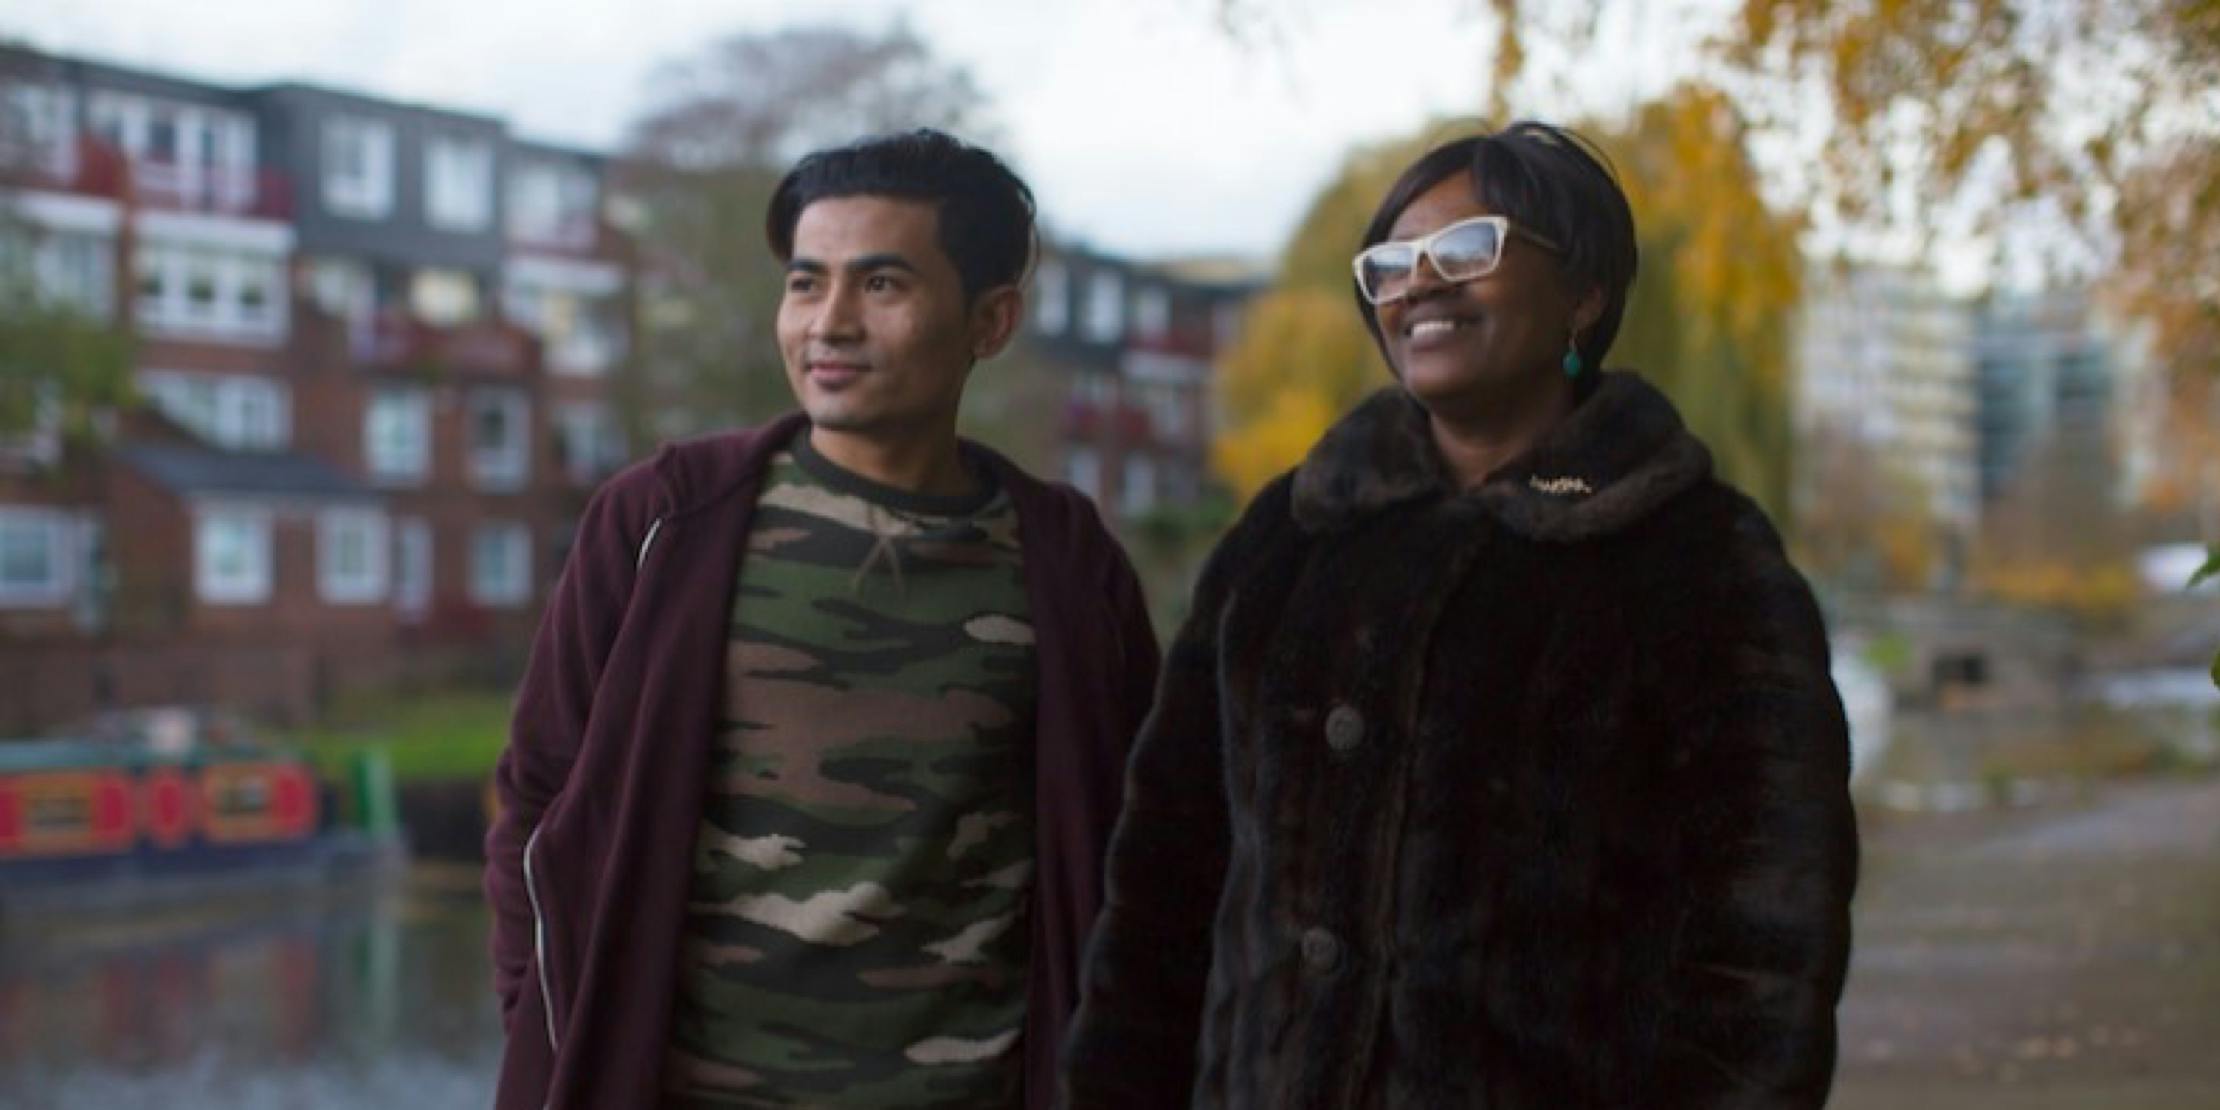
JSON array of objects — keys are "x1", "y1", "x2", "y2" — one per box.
[{"x1": 287, "y1": 689, "x2": 512, "y2": 784}]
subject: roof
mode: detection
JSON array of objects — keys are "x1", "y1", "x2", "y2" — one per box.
[{"x1": 117, "y1": 444, "x2": 378, "y2": 502}]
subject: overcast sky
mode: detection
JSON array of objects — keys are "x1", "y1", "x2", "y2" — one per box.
[
  {"x1": 5, "y1": 0, "x2": 1705, "y2": 262},
  {"x1": 4, "y1": 0, "x2": 1713, "y2": 261}
]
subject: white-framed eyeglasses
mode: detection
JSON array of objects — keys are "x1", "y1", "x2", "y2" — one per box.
[{"x1": 1351, "y1": 215, "x2": 1563, "y2": 306}]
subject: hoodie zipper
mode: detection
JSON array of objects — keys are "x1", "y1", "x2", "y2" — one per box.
[
  {"x1": 521, "y1": 515, "x2": 661, "y2": 1059},
  {"x1": 636, "y1": 517, "x2": 664, "y2": 570},
  {"x1": 523, "y1": 825, "x2": 560, "y2": 1054}
]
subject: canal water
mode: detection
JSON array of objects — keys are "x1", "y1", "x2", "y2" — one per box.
[
  {"x1": 0, "y1": 675, "x2": 2211, "y2": 1108},
  {"x1": 0, "y1": 877, "x2": 502, "y2": 1109}
]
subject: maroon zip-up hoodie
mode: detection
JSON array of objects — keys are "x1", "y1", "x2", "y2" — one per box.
[{"x1": 484, "y1": 414, "x2": 1160, "y2": 1109}]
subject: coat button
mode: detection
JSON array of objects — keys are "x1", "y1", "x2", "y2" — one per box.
[
  {"x1": 1300, "y1": 926, "x2": 1343, "y2": 973},
  {"x1": 1324, "y1": 704, "x2": 1365, "y2": 753}
]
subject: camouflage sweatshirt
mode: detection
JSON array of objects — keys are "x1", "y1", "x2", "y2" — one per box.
[{"x1": 664, "y1": 440, "x2": 1037, "y2": 1108}]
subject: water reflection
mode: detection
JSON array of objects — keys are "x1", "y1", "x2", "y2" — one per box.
[{"x1": 0, "y1": 878, "x2": 501, "y2": 1109}]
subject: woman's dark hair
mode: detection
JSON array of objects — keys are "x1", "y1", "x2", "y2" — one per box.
[
  {"x1": 1357, "y1": 121, "x2": 1638, "y2": 374},
  {"x1": 766, "y1": 128, "x2": 1036, "y2": 300}
]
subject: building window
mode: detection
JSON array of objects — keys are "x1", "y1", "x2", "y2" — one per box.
[
  {"x1": 138, "y1": 371, "x2": 290, "y2": 451},
  {"x1": 1083, "y1": 271, "x2": 1125, "y2": 343},
  {"x1": 410, "y1": 268, "x2": 481, "y2": 325},
  {"x1": 183, "y1": 254, "x2": 221, "y2": 321},
  {"x1": 1034, "y1": 261, "x2": 1069, "y2": 335},
  {"x1": 194, "y1": 507, "x2": 272, "y2": 605},
  {"x1": 470, "y1": 521, "x2": 531, "y2": 607},
  {"x1": 236, "y1": 262, "x2": 275, "y2": 329},
  {"x1": 365, "y1": 388, "x2": 431, "y2": 483},
  {"x1": 1148, "y1": 383, "x2": 1190, "y2": 441},
  {"x1": 323, "y1": 116, "x2": 395, "y2": 219},
  {"x1": 317, "y1": 509, "x2": 388, "y2": 604},
  {"x1": 308, "y1": 256, "x2": 376, "y2": 326},
  {"x1": 468, "y1": 390, "x2": 530, "y2": 489},
  {"x1": 1, "y1": 83, "x2": 77, "y2": 178},
  {"x1": 133, "y1": 245, "x2": 287, "y2": 343},
  {"x1": 507, "y1": 161, "x2": 598, "y2": 247},
  {"x1": 1134, "y1": 286, "x2": 1170, "y2": 339},
  {"x1": 1064, "y1": 447, "x2": 1100, "y2": 502},
  {"x1": 33, "y1": 231, "x2": 113, "y2": 318},
  {"x1": 1075, "y1": 370, "x2": 1115, "y2": 406},
  {"x1": 425, "y1": 136, "x2": 494, "y2": 232},
  {"x1": 505, "y1": 267, "x2": 623, "y2": 375},
  {"x1": 393, "y1": 517, "x2": 433, "y2": 620},
  {"x1": 0, "y1": 508, "x2": 73, "y2": 607},
  {"x1": 554, "y1": 402, "x2": 625, "y2": 486},
  {"x1": 1122, "y1": 454, "x2": 1157, "y2": 516}
]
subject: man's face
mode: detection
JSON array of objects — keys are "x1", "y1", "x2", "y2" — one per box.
[{"x1": 776, "y1": 196, "x2": 983, "y2": 443}]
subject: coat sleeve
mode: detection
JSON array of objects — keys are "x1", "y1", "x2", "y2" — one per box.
[
  {"x1": 1061, "y1": 480, "x2": 1285, "y2": 1108},
  {"x1": 481, "y1": 462, "x2": 659, "y2": 1028},
  {"x1": 1650, "y1": 516, "x2": 1860, "y2": 1107},
  {"x1": 1104, "y1": 538, "x2": 1162, "y2": 762}
]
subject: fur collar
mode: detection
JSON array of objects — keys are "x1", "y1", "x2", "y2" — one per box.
[{"x1": 1291, "y1": 371, "x2": 1713, "y2": 541}]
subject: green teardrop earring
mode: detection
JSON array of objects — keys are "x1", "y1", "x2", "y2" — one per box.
[{"x1": 1561, "y1": 337, "x2": 1583, "y2": 378}]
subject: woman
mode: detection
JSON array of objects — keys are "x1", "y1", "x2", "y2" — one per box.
[{"x1": 1061, "y1": 122, "x2": 1858, "y2": 1108}]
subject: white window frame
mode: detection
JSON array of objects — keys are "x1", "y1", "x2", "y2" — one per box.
[
  {"x1": 132, "y1": 244, "x2": 288, "y2": 344},
  {"x1": 1064, "y1": 447, "x2": 1100, "y2": 502},
  {"x1": 469, "y1": 521, "x2": 531, "y2": 607},
  {"x1": 308, "y1": 256, "x2": 376, "y2": 327},
  {"x1": 365, "y1": 388, "x2": 432, "y2": 485},
  {"x1": 1121, "y1": 453, "x2": 1157, "y2": 516},
  {"x1": 393, "y1": 516, "x2": 433, "y2": 620},
  {"x1": 0, "y1": 508, "x2": 75, "y2": 607},
  {"x1": 323, "y1": 116, "x2": 395, "y2": 219},
  {"x1": 1083, "y1": 271, "x2": 1124, "y2": 343},
  {"x1": 504, "y1": 268, "x2": 623, "y2": 376},
  {"x1": 139, "y1": 371, "x2": 290, "y2": 451},
  {"x1": 554, "y1": 401, "x2": 625, "y2": 485},
  {"x1": 468, "y1": 390, "x2": 532, "y2": 490},
  {"x1": 1134, "y1": 286, "x2": 1170, "y2": 339},
  {"x1": 317, "y1": 508, "x2": 389, "y2": 604},
  {"x1": 409, "y1": 267, "x2": 481, "y2": 325},
  {"x1": 1149, "y1": 383, "x2": 1190, "y2": 440},
  {"x1": 34, "y1": 230, "x2": 114, "y2": 318},
  {"x1": 1033, "y1": 261, "x2": 1069, "y2": 335},
  {"x1": 424, "y1": 135, "x2": 494, "y2": 232},
  {"x1": 2, "y1": 83, "x2": 77, "y2": 179},
  {"x1": 505, "y1": 161, "x2": 597, "y2": 247},
  {"x1": 194, "y1": 506, "x2": 272, "y2": 605}
]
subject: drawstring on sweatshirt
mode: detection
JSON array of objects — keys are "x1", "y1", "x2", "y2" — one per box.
[{"x1": 852, "y1": 502, "x2": 910, "y2": 598}]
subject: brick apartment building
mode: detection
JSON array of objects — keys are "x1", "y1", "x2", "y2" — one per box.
[
  {"x1": 0, "y1": 45, "x2": 1258, "y2": 734},
  {"x1": 0, "y1": 46, "x2": 630, "y2": 731},
  {"x1": 1028, "y1": 243, "x2": 1257, "y2": 522}
]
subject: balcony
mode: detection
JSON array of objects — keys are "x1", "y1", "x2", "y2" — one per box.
[
  {"x1": 1062, "y1": 399, "x2": 1152, "y2": 444},
  {"x1": 1125, "y1": 323, "x2": 1219, "y2": 360},
  {"x1": 352, "y1": 310, "x2": 537, "y2": 376},
  {"x1": 1, "y1": 137, "x2": 293, "y2": 221},
  {"x1": 507, "y1": 214, "x2": 609, "y2": 261}
]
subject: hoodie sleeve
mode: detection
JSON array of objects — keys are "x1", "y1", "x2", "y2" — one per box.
[
  {"x1": 1650, "y1": 507, "x2": 1859, "y2": 1106},
  {"x1": 482, "y1": 458, "x2": 662, "y2": 1027},
  {"x1": 1062, "y1": 477, "x2": 1289, "y2": 1108}
]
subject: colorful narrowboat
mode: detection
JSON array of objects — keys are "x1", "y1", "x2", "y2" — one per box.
[{"x1": 0, "y1": 727, "x2": 395, "y2": 907}]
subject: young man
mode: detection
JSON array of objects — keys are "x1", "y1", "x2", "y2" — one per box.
[{"x1": 485, "y1": 130, "x2": 1160, "y2": 1110}]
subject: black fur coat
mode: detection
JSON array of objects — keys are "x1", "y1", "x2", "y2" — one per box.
[{"x1": 1062, "y1": 373, "x2": 1859, "y2": 1108}]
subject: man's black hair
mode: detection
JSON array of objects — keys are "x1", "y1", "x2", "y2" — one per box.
[{"x1": 766, "y1": 128, "x2": 1036, "y2": 300}]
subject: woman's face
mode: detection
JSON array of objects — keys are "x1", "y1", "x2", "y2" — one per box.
[{"x1": 1375, "y1": 173, "x2": 1592, "y2": 421}]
